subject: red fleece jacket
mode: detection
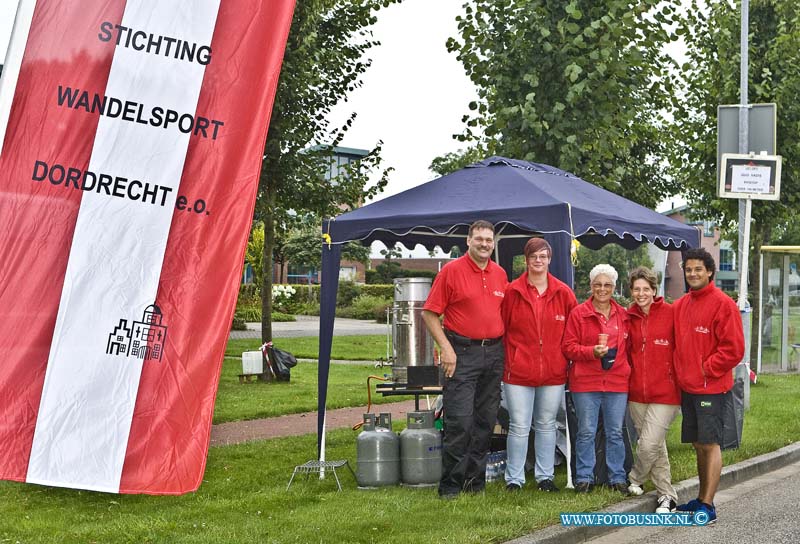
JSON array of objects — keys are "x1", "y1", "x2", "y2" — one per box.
[
  {"x1": 627, "y1": 298, "x2": 680, "y2": 405},
  {"x1": 672, "y1": 283, "x2": 745, "y2": 394},
  {"x1": 501, "y1": 273, "x2": 578, "y2": 387},
  {"x1": 562, "y1": 298, "x2": 630, "y2": 393}
]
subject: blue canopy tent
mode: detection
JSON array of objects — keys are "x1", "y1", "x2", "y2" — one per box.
[{"x1": 315, "y1": 156, "x2": 699, "y2": 456}]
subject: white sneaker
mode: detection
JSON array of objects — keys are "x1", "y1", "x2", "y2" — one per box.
[
  {"x1": 627, "y1": 483, "x2": 644, "y2": 496},
  {"x1": 656, "y1": 495, "x2": 677, "y2": 514}
]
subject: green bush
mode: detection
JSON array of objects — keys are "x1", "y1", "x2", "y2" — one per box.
[
  {"x1": 233, "y1": 305, "x2": 296, "y2": 322},
  {"x1": 365, "y1": 267, "x2": 438, "y2": 284},
  {"x1": 237, "y1": 305, "x2": 261, "y2": 322},
  {"x1": 231, "y1": 313, "x2": 247, "y2": 330},
  {"x1": 294, "y1": 301, "x2": 320, "y2": 315},
  {"x1": 364, "y1": 269, "x2": 377, "y2": 284},
  {"x1": 290, "y1": 284, "x2": 320, "y2": 304},
  {"x1": 613, "y1": 295, "x2": 632, "y2": 308},
  {"x1": 336, "y1": 281, "x2": 362, "y2": 307},
  {"x1": 361, "y1": 284, "x2": 394, "y2": 299},
  {"x1": 238, "y1": 283, "x2": 260, "y2": 302},
  {"x1": 337, "y1": 294, "x2": 391, "y2": 320},
  {"x1": 374, "y1": 304, "x2": 391, "y2": 323}
]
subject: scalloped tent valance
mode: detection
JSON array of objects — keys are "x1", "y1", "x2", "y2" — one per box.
[{"x1": 314, "y1": 156, "x2": 700, "y2": 454}]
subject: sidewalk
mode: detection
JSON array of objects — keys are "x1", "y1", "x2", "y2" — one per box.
[
  {"x1": 209, "y1": 398, "x2": 424, "y2": 446},
  {"x1": 510, "y1": 441, "x2": 800, "y2": 543},
  {"x1": 230, "y1": 316, "x2": 387, "y2": 340}
]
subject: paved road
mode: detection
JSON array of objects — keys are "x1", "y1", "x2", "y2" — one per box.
[
  {"x1": 589, "y1": 459, "x2": 800, "y2": 544},
  {"x1": 230, "y1": 315, "x2": 387, "y2": 340},
  {"x1": 210, "y1": 399, "x2": 421, "y2": 446}
]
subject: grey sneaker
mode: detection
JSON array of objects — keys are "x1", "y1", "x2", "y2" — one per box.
[
  {"x1": 627, "y1": 483, "x2": 644, "y2": 496},
  {"x1": 656, "y1": 495, "x2": 677, "y2": 513}
]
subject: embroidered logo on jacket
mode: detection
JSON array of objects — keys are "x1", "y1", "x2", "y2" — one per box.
[
  {"x1": 654, "y1": 338, "x2": 670, "y2": 346},
  {"x1": 493, "y1": 290, "x2": 505, "y2": 297},
  {"x1": 694, "y1": 326, "x2": 710, "y2": 334},
  {"x1": 554, "y1": 314, "x2": 566, "y2": 321}
]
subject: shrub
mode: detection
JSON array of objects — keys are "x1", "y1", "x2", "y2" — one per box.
[
  {"x1": 613, "y1": 295, "x2": 632, "y2": 308},
  {"x1": 361, "y1": 284, "x2": 393, "y2": 299},
  {"x1": 238, "y1": 283, "x2": 260, "y2": 304},
  {"x1": 292, "y1": 284, "x2": 320, "y2": 304},
  {"x1": 374, "y1": 304, "x2": 391, "y2": 323},
  {"x1": 340, "y1": 294, "x2": 392, "y2": 321},
  {"x1": 237, "y1": 305, "x2": 262, "y2": 322},
  {"x1": 231, "y1": 313, "x2": 247, "y2": 330},
  {"x1": 366, "y1": 266, "x2": 438, "y2": 284},
  {"x1": 336, "y1": 281, "x2": 362, "y2": 307},
  {"x1": 272, "y1": 284, "x2": 297, "y2": 313},
  {"x1": 294, "y1": 301, "x2": 321, "y2": 316},
  {"x1": 234, "y1": 305, "x2": 296, "y2": 322}
]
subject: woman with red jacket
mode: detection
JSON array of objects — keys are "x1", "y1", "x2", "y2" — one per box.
[
  {"x1": 501, "y1": 238, "x2": 577, "y2": 492},
  {"x1": 562, "y1": 264, "x2": 630, "y2": 494},
  {"x1": 625, "y1": 267, "x2": 681, "y2": 513}
]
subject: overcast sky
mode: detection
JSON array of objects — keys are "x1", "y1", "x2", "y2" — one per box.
[
  {"x1": 0, "y1": 0, "x2": 473, "y2": 257},
  {"x1": 1, "y1": 0, "x2": 474, "y2": 197},
  {"x1": 0, "y1": 2, "x2": 17, "y2": 63},
  {"x1": 0, "y1": 1, "x2": 685, "y2": 255},
  {"x1": 326, "y1": 0, "x2": 477, "y2": 200}
]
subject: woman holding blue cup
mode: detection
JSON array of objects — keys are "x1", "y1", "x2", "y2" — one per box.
[{"x1": 562, "y1": 264, "x2": 630, "y2": 494}]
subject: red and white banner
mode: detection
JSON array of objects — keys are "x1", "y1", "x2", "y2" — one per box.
[{"x1": 0, "y1": 0, "x2": 295, "y2": 494}]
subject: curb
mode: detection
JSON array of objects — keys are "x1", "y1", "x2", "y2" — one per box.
[{"x1": 506, "y1": 441, "x2": 800, "y2": 543}]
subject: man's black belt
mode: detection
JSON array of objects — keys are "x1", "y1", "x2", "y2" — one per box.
[{"x1": 445, "y1": 329, "x2": 502, "y2": 347}]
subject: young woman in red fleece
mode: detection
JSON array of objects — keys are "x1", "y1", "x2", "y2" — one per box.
[{"x1": 625, "y1": 266, "x2": 681, "y2": 514}]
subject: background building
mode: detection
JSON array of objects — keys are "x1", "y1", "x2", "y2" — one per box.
[{"x1": 659, "y1": 204, "x2": 738, "y2": 300}]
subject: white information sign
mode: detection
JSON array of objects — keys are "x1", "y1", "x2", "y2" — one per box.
[
  {"x1": 730, "y1": 164, "x2": 772, "y2": 194},
  {"x1": 719, "y1": 153, "x2": 782, "y2": 201}
]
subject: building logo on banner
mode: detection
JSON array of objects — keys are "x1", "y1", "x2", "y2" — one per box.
[{"x1": 106, "y1": 305, "x2": 168, "y2": 361}]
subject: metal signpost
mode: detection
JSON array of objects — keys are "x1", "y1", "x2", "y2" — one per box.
[{"x1": 714, "y1": 0, "x2": 785, "y2": 411}]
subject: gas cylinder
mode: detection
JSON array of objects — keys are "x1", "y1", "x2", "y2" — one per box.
[
  {"x1": 356, "y1": 413, "x2": 400, "y2": 488},
  {"x1": 400, "y1": 411, "x2": 442, "y2": 487}
]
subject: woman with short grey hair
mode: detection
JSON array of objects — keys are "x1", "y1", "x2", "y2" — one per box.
[{"x1": 562, "y1": 263, "x2": 631, "y2": 494}]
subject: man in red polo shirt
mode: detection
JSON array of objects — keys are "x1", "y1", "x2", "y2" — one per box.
[{"x1": 422, "y1": 220, "x2": 508, "y2": 499}]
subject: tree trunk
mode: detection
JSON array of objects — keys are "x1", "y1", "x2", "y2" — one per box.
[{"x1": 261, "y1": 189, "x2": 277, "y2": 344}]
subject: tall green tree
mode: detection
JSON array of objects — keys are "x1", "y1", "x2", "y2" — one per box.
[
  {"x1": 671, "y1": 0, "x2": 800, "y2": 359},
  {"x1": 446, "y1": 0, "x2": 682, "y2": 208},
  {"x1": 429, "y1": 147, "x2": 487, "y2": 176},
  {"x1": 283, "y1": 217, "x2": 370, "y2": 270},
  {"x1": 258, "y1": 0, "x2": 397, "y2": 342}
]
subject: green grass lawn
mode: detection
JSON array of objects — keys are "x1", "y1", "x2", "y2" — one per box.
[
  {"x1": 3, "y1": 375, "x2": 800, "y2": 544},
  {"x1": 213, "y1": 356, "x2": 407, "y2": 424},
  {"x1": 225, "y1": 335, "x2": 386, "y2": 361}
]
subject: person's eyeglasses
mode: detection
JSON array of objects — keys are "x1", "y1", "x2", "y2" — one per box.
[
  {"x1": 528, "y1": 254, "x2": 549, "y2": 261},
  {"x1": 591, "y1": 283, "x2": 614, "y2": 290}
]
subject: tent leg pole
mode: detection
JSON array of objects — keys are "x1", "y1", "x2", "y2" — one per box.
[{"x1": 319, "y1": 414, "x2": 327, "y2": 480}]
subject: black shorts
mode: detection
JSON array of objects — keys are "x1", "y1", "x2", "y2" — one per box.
[{"x1": 681, "y1": 390, "x2": 730, "y2": 445}]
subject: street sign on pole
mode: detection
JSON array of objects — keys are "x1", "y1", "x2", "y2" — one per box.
[
  {"x1": 719, "y1": 153, "x2": 782, "y2": 201},
  {"x1": 717, "y1": 103, "x2": 776, "y2": 179}
]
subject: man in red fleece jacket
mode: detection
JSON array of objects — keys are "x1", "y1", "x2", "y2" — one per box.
[{"x1": 673, "y1": 248, "x2": 744, "y2": 524}]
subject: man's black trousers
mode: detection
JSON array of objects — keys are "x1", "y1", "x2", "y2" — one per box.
[{"x1": 438, "y1": 340, "x2": 504, "y2": 496}]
